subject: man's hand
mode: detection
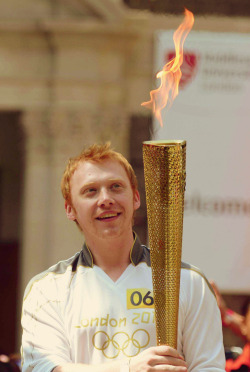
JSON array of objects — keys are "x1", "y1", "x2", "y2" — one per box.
[
  {"x1": 53, "y1": 346, "x2": 187, "y2": 372},
  {"x1": 130, "y1": 345, "x2": 187, "y2": 372}
]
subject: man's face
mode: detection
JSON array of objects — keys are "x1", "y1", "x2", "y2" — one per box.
[{"x1": 65, "y1": 159, "x2": 140, "y2": 242}]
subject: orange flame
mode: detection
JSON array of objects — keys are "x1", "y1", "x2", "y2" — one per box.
[{"x1": 142, "y1": 9, "x2": 194, "y2": 127}]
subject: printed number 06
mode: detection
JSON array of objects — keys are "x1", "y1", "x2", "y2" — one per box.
[{"x1": 130, "y1": 291, "x2": 154, "y2": 306}]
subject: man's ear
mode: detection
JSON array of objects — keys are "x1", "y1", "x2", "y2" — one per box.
[
  {"x1": 133, "y1": 190, "x2": 141, "y2": 211},
  {"x1": 65, "y1": 201, "x2": 76, "y2": 221}
]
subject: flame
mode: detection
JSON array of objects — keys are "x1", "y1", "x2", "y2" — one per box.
[{"x1": 142, "y1": 9, "x2": 194, "y2": 127}]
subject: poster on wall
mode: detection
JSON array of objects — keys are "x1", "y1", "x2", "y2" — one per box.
[{"x1": 153, "y1": 31, "x2": 250, "y2": 292}]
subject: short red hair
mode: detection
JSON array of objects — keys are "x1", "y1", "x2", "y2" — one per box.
[{"x1": 61, "y1": 142, "x2": 138, "y2": 206}]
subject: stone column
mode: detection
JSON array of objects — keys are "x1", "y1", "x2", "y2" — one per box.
[{"x1": 20, "y1": 109, "x2": 52, "y2": 295}]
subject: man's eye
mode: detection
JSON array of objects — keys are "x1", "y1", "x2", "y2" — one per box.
[
  {"x1": 111, "y1": 183, "x2": 121, "y2": 190},
  {"x1": 84, "y1": 188, "x2": 96, "y2": 195}
]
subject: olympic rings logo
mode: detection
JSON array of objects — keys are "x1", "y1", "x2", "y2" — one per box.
[{"x1": 92, "y1": 329, "x2": 150, "y2": 359}]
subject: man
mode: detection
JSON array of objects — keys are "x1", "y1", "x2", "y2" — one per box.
[{"x1": 21, "y1": 143, "x2": 225, "y2": 371}]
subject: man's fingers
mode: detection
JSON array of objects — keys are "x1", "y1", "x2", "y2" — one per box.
[
  {"x1": 156, "y1": 367, "x2": 187, "y2": 371},
  {"x1": 151, "y1": 355, "x2": 187, "y2": 368},
  {"x1": 154, "y1": 345, "x2": 184, "y2": 360},
  {"x1": 148, "y1": 346, "x2": 187, "y2": 370},
  {"x1": 130, "y1": 346, "x2": 187, "y2": 372}
]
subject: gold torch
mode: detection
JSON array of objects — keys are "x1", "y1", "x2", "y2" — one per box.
[
  {"x1": 143, "y1": 140, "x2": 186, "y2": 348},
  {"x1": 141, "y1": 9, "x2": 194, "y2": 348}
]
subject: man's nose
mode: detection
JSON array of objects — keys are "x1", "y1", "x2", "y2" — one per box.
[{"x1": 97, "y1": 188, "x2": 114, "y2": 207}]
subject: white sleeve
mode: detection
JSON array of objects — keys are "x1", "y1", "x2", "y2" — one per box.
[
  {"x1": 179, "y1": 268, "x2": 226, "y2": 371},
  {"x1": 21, "y1": 274, "x2": 72, "y2": 372}
]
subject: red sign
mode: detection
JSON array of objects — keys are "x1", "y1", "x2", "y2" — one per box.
[{"x1": 165, "y1": 52, "x2": 199, "y2": 89}]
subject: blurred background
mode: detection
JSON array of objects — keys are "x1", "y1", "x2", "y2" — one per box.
[{"x1": 0, "y1": 0, "x2": 249, "y2": 359}]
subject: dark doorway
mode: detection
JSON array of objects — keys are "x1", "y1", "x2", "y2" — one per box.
[{"x1": 0, "y1": 111, "x2": 24, "y2": 355}]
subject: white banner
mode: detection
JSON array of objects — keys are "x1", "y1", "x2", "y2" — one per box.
[{"x1": 154, "y1": 31, "x2": 250, "y2": 292}]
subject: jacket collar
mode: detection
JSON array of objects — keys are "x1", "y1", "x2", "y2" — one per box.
[{"x1": 81, "y1": 233, "x2": 145, "y2": 268}]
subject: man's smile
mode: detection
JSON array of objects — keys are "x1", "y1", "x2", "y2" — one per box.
[{"x1": 96, "y1": 212, "x2": 121, "y2": 221}]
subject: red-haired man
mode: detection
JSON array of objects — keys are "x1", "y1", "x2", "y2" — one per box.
[{"x1": 22, "y1": 143, "x2": 225, "y2": 372}]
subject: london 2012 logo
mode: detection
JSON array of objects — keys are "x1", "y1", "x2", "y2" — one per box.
[
  {"x1": 92, "y1": 329, "x2": 150, "y2": 359},
  {"x1": 165, "y1": 51, "x2": 199, "y2": 89}
]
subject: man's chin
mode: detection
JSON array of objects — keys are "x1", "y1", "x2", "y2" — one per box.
[{"x1": 99, "y1": 228, "x2": 121, "y2": 239}]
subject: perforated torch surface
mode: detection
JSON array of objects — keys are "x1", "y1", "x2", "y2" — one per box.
[{"x1": 143, "y1": 141, "x2": 186, "y2": 348}]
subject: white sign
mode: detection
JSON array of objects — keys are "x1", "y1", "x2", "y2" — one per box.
[{"x1": 154, "y1": 31, "x2": 250, "y2": 292}]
